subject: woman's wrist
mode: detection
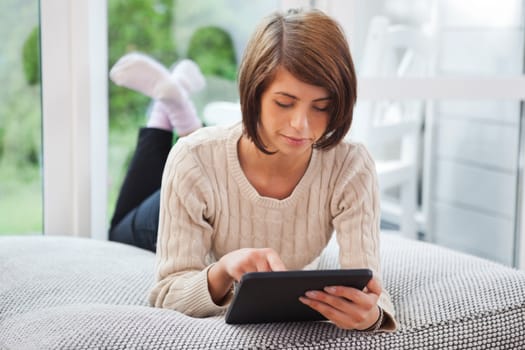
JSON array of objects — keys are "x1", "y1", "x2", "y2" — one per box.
[
  {"x1": 207, "y1": 262, "x2": 234, "y2": 305},
  {"x1": 361, "y1": 306, "x2": 384, "y2": 332}
]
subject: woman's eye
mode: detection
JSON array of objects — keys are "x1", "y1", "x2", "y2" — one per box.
[
  {"x1": 275, "y1": 101, "x2": 293, "y2": 108},
  {"x1": 313, "y1": 105, "x2": 329, "y2": 112}
]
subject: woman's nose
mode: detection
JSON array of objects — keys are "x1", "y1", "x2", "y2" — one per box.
[{"x1": 290, "y1": 108, "x2": 308, "y2": 130}]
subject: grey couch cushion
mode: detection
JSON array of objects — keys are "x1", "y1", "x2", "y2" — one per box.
[{"x1": 0, "y1": 234, "x2": 524, "y2": 349}]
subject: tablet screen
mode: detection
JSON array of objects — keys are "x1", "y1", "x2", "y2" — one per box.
[{"x1": 225, "y1": 269, "x2": 372, "y2": 324}]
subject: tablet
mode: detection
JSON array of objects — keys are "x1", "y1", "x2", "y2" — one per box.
[{"x1": 225, "y1": 269, "x2": 372, "y2": 324}]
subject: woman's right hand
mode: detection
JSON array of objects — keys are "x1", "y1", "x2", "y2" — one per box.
[{"x1": 207, "y1": 248, "x2": 286, "y2": 305}]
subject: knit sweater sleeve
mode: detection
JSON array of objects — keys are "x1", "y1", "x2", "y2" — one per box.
[
  {"x1": 330, "y1": 144, "x2": 398, "y2": 332},
  {"x1": 149, "y1": 140, "x2": 230, "y2": 317}
]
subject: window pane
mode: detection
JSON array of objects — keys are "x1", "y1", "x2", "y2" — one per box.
[
  {"x1": 0, "y1": 0, "x2": 42, "y2": 236},
  {"x1": 106, "y1": 0, "x2": 524, "y2": 267},
  {"x1": 430, "y1": 98, "x2": 520, "y2": 266},
  {"x1": 106, "y1": 0, "x2": 279, "y2": 219},
  {"x1": 341, "y1": 0, "x2": 523, "y2": 266}
]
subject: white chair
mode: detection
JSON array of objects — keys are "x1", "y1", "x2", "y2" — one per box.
[
  {"x1": 202, "y1": 101, "x2": 241, "y2": 127},
  {"x1": 348, "y1": 16, "x2": 434, "y2": 239}
]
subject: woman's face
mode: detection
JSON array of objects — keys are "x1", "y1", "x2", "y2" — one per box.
[{"x1": 258, "y1": 67, "x2": 331, "y2": 157}]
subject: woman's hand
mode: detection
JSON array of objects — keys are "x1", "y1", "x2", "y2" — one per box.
[
  {"x1": 299, "y1": 276, "x2": 383, "y2": 330},
  {"x1": 208, "y1": 248, "x2": 286, "y2": 305},
  {"x1": 219, "y1": 248, "x2": 287, "y2": 282}
]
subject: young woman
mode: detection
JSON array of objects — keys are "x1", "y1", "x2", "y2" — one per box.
[{"x1": 109, "y1": 9, "x2": 397, "y2": 332}]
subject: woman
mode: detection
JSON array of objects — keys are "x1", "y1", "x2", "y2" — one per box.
[{"x1": 109, "y1": 8, "x2": 397, "y2": 332}]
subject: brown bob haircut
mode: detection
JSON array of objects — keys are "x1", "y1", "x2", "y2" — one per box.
[{"x1": 238, "y1": 8, "x2": 357, "y2": 154}]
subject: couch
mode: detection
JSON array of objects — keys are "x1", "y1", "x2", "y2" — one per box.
[{"x1": 1, "y1": 233, "x2": 524, "y2": 349}]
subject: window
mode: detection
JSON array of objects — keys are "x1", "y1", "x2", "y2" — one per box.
[
  {"x1": 0, "y1": 0, "x2": 42, "y2": 236},
  {"x1": 37, "y1": 0, "x2": 525, "y2": 268},
  {"x1": 334, "y1": 0, "x2": 524, "y2": 266},
  {"x1": 107, "y1": 0, "x2": 280, "y2": 221}
]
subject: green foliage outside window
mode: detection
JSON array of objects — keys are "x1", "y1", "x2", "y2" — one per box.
[
  {"x1": 21, "y1": 0, "x2": 240, "y2": 128},
  {"x1": 187, "y1": 26, "x2": 237, "y2": 81},
  {"x1": 22, "y1": 26, "x2": 39, "y2": 86},
  {"x1": 108, "y1": 0, "x2": 179, "y2": 127},
  {"x1": 106, "y1": 0, "x2": 238, "y2": 218}
]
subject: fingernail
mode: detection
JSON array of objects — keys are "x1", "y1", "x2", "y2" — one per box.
[
  {"x1": 305, "y1": 291, "x2": 317, "y2": 298},
  {"x1": 324, "y1": 286, "x2": 336, "y2": 293}
]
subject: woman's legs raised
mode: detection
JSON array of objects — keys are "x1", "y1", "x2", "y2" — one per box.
[
  {"x1": 108, "y1": 53, "x2": 205, "y2": 251},
  {"x1": 109, "y1": 127, "x2": 172, "y2": 252}
]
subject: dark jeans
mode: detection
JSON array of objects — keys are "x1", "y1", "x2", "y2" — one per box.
[{"x1": 109, "y1": 128, "x2": 173, "y2": 252}]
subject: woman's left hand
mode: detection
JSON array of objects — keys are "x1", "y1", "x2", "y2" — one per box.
[{"x1": 299, "y1": 276, "x2": 382, "y2": 330}]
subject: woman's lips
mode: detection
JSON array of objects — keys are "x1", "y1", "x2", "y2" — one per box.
[{"x1": 283, "y1": 135, "x2": 308, "y2": 146}]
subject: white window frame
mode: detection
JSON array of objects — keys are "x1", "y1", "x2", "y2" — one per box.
[
  {"x1": 40, "y1": 0, "x2": 108, "y2": 240},
  {"x1": 39, "y1": 0, "x2": 525, "y2": 268}
]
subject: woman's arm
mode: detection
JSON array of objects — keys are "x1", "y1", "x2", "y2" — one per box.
[
  {"x1": 149, "y1": 142, "x2": 226, "y2": 316},
  {"x1": 302, "y1": 144, "x2": 397, "y2": 331},
  {"x1": 149, "y1": 141, "x2": 289, "y2": 315}
]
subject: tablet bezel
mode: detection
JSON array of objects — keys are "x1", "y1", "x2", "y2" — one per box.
[{"x1": 225, "y1": 268, "x2": 373, "y2": 324}]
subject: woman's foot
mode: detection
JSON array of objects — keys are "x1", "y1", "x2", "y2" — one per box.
[
  {"x1": 110, "y1": 52, "x2": 205, "y2": 135},
  {"x1": 171, "y1": 59, "x2": 206, "y2": 95},
  {"x1": 110, "y1": 52, "x2": 175, "y2": 100},
  {"x1": 146, "y1": 96, "x2": 201, "y2": 136}
]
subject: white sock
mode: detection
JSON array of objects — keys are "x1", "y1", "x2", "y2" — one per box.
[
  {"x1": 146, "y1": 94, "x2": 202, "y2": 136},
  {"x1": 146, "y1": 101, "x2": 172, "y2": 131},
  {"x1": 110, "y1": 52, "x2": 204, "y2": 135},
  {"x1": 109, "y1": 52, "x2": 173, "y2": 100},
  {"x1": 160, "y1": 59, "x2": 206, "y2": 135},
  {"x1": 171, "y1": 59, "x2": 206, "y2": 94},
  {"x1": 162, "y1": 98, "x2": 202, "y2": 136}
]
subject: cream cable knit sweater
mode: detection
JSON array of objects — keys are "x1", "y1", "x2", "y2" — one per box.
[{"x1": 149, "y1": 123, "x2": 397, "y2": 331}]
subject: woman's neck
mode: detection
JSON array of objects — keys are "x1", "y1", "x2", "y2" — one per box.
[{"x1": 237, "y1": 135, "x2": 312, "y2": 199}]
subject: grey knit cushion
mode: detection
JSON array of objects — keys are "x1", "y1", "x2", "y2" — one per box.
[{"x1": 0, "y1": 233, "x2": 524, "y2": 349}]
